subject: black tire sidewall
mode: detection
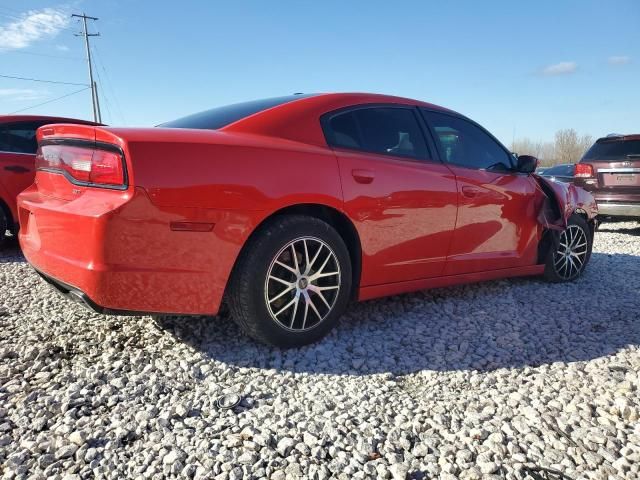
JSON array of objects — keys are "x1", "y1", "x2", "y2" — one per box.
[
  {"x1": 229, "y1": 215, "x2": 352, "y2": 347},
  {"x1": 544, "y1": 214, "x2": 592, "y2": 283}
]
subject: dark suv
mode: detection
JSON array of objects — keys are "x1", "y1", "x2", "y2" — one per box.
[{"x1": 574, "y1": 134, "x2": 640, "y2": 219}]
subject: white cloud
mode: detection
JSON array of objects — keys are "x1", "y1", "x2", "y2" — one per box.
[
  {"x1": 541, "y1": 61, "x2": 578, "y2": 76},
  {"x1": 56, "y1": 44, "x2": 70, "y2": 52},
  {"x1": 0, "y1": 88, "x2": 48, "y2": 101},
  {"x1": 0, "y1": 8, "x2": 69, "y2": 51},
  {"x1": 608, "y1": 55, "x2": 631, "y2": 65}
]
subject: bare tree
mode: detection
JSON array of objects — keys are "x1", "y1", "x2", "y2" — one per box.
[
  {"x1": 511, "y1": 129, "x2": 593, "y2": 167},
  {"x1": 554, "y1": 129, "x2": 593, "y2": 164},
  {"x1": 510, "y1": 138, "x2": 556, "y2": 166}
]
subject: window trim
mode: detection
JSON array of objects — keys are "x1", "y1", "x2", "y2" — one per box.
[
  {"x1": 320, "y1": 103, "x2": 436, "y2": 163},
  {"x1": 419, "y1": 108, "x2": 517, "y2": 172}
]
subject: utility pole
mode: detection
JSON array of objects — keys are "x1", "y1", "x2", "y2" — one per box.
[{"x1": 72, "y1": 13, "x2": 101, "y2": 123}]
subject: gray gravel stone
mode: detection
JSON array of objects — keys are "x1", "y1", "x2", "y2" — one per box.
[{"x1": 0, "y1": 223, "x2": 639, "y2": 479}]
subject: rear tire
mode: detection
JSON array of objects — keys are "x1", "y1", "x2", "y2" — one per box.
[
  {"x1": 227, "y1": 215, "x2": 352, "y2": 348},
  {"x1": 543, "y1": 214, "x2": 592, "y2": 283}
]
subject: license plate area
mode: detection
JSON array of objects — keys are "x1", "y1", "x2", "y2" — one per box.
[{"x1": 601, "y1": 172, "x2": 639, "y2": 187}]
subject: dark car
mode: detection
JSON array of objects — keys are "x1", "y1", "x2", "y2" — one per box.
[
  {"x1": 0, "y1": 115, "x2": 98, "y2": 245},
  {"x1": 574, "y1": 134, "x2": 640, "y2": 219},
  {"x1": 538, "y1": 163, "x2": 576, "y2": 183}
]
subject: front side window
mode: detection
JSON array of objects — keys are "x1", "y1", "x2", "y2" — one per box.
[
  {"x1": 0, "y1": 122, "x2": 41, "y2": 154},
  {"x1": 324, "y1": 107, "x2": 429, "y2": 160},
  {"x1": 422, "y1": 110, "x2": 513, "y2": 171}
]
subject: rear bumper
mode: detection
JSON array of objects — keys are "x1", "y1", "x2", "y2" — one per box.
[
  {"x1": 18, "y1": 185, "x2": 243, "y2": 315},
  {"x1": 597, "y1": 202, "x2": 640, "y2": 218},
  {"x1": 34, "y1": 267, "x2": 158, "y2": 316}
]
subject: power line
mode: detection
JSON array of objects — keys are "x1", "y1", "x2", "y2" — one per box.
[
  {"x1": 0, "y1": 74, "x2": 89, "y2": 86},
  {"x1": 92, "y1": 44, "x2": 126, "y2": 124},
  {"x1": 4, "y1": 49, "x2": 82, "y2": 61},
  {"x1": 72, "y1": 13, "x2": 101, "y2": 122},
  {"x1": 92, "y1": 62, "x2": 112, "y2": 124},
  {"x1": 7, "y1": 87, "x2": 90, "y2": 114},
  {"x1": 89, "y1": 47, "x2": 112, "y2": 123}
]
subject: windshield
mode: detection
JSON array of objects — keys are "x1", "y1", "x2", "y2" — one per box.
[{"x1": 158, "y1": 94, "x2": 316, "y2": 130}]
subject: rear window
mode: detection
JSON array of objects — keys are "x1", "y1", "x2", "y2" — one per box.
[
  {"x1": 583, "y1": 139, "x2": 640, "y2": 161},
  {"x1": 159, "y1": 94, "x2": 315, "y2": 130}
]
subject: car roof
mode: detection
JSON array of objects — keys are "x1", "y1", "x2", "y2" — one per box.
[
  {"x1": 222, "y1": 92, "x2": 460, "y2": 147},
  {"x1": 0, "y1": 114, "x2": 98, "y2": 125},
  {"x1": 596, "y1": 134, "x2": 640, "y2": 142}
]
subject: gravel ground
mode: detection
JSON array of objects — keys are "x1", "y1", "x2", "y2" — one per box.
[{"x1": 1, "y1": 221, "x2": 639, "y2": 480}]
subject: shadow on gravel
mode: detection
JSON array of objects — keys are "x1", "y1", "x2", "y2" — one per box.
[
  {"x1": 154, "y1": 251, "x2": 640, "y2": 376},
  {"x1": 598, "y1": 223, "x2": 640, "y2": 237},
  {"x1": 0, "y1": 235, "x2": 25, "y2": 264}
]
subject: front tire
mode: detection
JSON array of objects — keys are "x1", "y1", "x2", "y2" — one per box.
[
  {"x1": 543, "y1": 214, "x2": 592, "y2": 282},
  {"x1": 228, "y1": 215, "x2": 352, "y2": 348}
]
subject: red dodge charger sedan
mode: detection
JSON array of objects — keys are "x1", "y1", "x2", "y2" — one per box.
[
  {"x1": 18, "y1": 93, "x2": 598, "y2": 347},
  {"x1": 0, "y1": 115, "x2": 97, "y2": 245}
]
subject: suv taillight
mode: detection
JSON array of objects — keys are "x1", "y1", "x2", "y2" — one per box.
[
  {"x1": 575, "y1": 163, "x2": 595, "y2": 178},
  {"x1": 35, "y1": 144, "x2": 125, "y2": 187}
]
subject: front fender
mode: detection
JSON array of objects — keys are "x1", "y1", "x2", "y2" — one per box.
[{"x1": 533, "y1": 174, "x2": 598, "y2": 230}]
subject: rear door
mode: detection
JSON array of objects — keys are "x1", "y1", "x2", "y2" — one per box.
[
  {"x1": 421, "y1": 110, "x2": 541, "y2": 275},
  {"x1": 0, "y1": 122, "x2": 40, "y2": 203},
  {"x1": 323, "y1": 105, "x2": 458, "y2": 286}
]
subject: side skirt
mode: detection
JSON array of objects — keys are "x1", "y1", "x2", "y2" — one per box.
[{"x1": 358, "y1": 265, "x2": 545, "y2": 301}]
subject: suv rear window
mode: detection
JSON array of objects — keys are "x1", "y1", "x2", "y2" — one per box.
[
  {"x1": 159, "y1": 94, "x2": 315, "y2": 130},
  {"x1": 583, "y1": 139, "x2": 640, "y2": 161}
]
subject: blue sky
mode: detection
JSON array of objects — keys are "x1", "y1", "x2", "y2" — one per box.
[{"x1": 0, "y1": 0, "x2": 638, "y2": 145}]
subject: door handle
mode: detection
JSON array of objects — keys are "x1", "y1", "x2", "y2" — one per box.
[
  {"x1": 461, "y1": 186, "x2": 482, "y2": 198},
  {"x1": 4, "y1": 165, "x2": 31, "y2": 173},
  {"x1": 351, "y1": 169, "x2": 374, "y2": 184}
]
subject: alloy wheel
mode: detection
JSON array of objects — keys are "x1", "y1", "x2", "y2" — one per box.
[
  {"x1": 264, "y1": 236, "x2": 341, "y2": 332},
  {"x1": 553, "y1": 224, "x2": 588, "y2": 280}
]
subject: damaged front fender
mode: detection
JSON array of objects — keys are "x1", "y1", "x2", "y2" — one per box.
[{"x1": 533, "y1": 174, "x2": 598, "y2": 230}]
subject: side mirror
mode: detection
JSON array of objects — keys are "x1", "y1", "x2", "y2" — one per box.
[{"x1": 516, "y1": 155, "x2": 538, "y2": 174}]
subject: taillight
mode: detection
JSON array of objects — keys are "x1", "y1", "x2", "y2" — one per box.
[
  {"x1": 35, "y1": 144, "x2": 125, "y2": 187},
  {"x1": 575, "y1": 163, "x2": 594, "y2": 178}
]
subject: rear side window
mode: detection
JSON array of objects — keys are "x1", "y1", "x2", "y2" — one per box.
[
  {"x1": 583, "y1": 139, "x2": 640, "y2": 161},
  {"x1": 422, "y1": 110, "x2": 513, "y2": 171},
  {"x1": 159, "y1": 94, "x2": 316, "y2": 130},
  {"x1": 324, "y1": 107, "x2": 429, "y2": 160},
  {"x1": 0, "y1": 122, "x2": 41, "y2": 154}
]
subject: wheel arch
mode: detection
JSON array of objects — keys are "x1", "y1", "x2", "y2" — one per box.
[
  {"x1": 537, "y1": 209, "x2": 594, "y2": 264},
  {"x1": 229, "y1": 203, "x2": 362, "y2": 300}
]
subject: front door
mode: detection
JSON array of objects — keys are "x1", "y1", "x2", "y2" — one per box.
[{"x1": 421, "y1": 110, "x2": 540, "y2": 275}]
